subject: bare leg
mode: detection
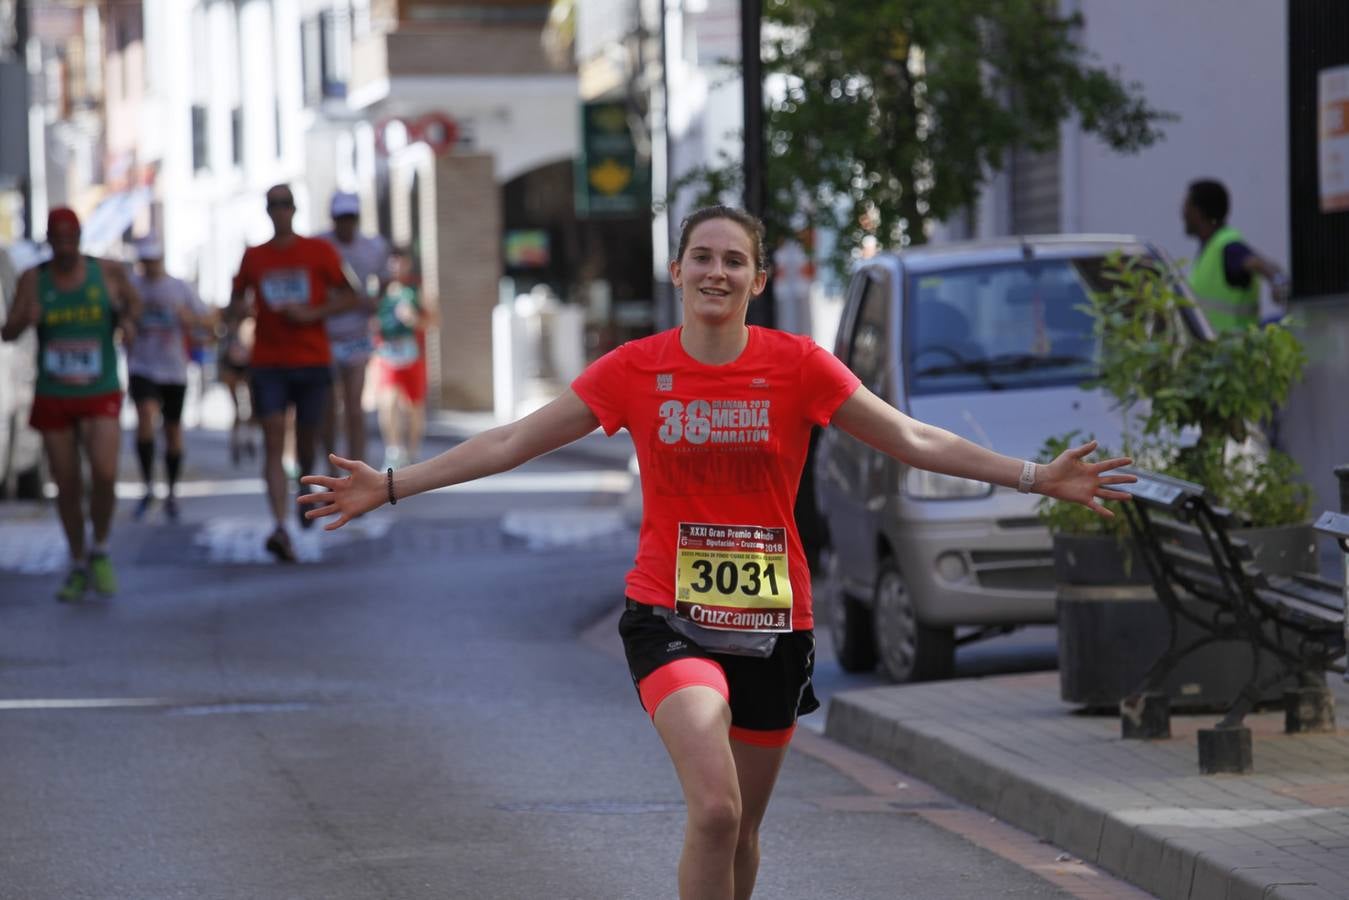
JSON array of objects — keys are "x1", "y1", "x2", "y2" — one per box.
[
  {"x1": 340, "y1": 362, "x2": 367, "y2": 463},
  {"x1": 133, "y1": 397, "x2": 160, "y2": 498},
  {"x1": 318, "y1": 367, "x2": 338, "y2": 464},
  {"x1": 405, "y1": 392, "x2": 425, "y2": 462},
  {"x1": 729, "y1": 740, "x2": 790, "y2": 899},
  {"x1": 653, "y1": 687, "x2": 741, "y2": 900},
  {"x1": 293, "y1": 418, "x2": 319, "y2": 497},
  {"x1": 223, "y1": 372, "x2": 249, "y2": 463},
  {"x1": 81, "y1": 417, "x2": 121, "y2": 546},
  {"x1": 42, "y1": 428, "x2": 86, "y2": 562},
  {"x1": 260, "y1": 412, "x2": 288, "y2": 526},
  {"x1": 377, "y1": 387, "x2": 399, "y2": 456},
  {"x1": 133, "y1": 398, "x2": 157, "y2": 443}
]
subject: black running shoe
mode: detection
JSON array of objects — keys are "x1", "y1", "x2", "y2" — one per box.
[{"x1": 265, "y1": 528, "x2": 297, "y2": 563}]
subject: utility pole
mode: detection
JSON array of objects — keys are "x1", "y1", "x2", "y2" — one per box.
[
  {"x1": 740, "y1": 0, "x2": 774, "y2": 327},
  {"x1": 740, "y1": 0, "x2": 764, "y2": 219}
]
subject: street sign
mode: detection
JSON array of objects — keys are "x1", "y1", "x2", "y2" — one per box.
[{"x1": 575, "y1": 101, "x2": 647, "y2": 218}]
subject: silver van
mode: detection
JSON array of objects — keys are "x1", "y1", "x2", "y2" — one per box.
[{"x1": 812, "y1": 235, "x2": 1207, "y2": 683}]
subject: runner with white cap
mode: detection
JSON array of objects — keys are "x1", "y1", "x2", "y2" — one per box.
[{"x1": 127, "y1": 237, "x2": 214, "y2": 521}]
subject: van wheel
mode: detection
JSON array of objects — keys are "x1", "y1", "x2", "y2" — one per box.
[
  {"x1": 821, "y1": 543, "x2": 876, "y2": 672},
  {"x1": 873, "y1": 560, "x2": 955, "y2": 683}
]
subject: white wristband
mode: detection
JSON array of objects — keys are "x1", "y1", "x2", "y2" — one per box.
[{"x1": 1017, "y1": 460, "x2": 1037, "y2": 494}]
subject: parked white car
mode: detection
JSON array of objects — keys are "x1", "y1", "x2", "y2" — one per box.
[{"x1": 812, "y1": 235, "x2": 1209, "y2": 683}]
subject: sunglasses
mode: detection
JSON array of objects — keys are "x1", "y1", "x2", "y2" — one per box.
[{"x1": 266, "y1": 199, "x2": 295, "y2": 210}]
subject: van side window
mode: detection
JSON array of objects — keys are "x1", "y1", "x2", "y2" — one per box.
[{"x1": 846, "y1": 273, "x2": 890, "y2": 393}]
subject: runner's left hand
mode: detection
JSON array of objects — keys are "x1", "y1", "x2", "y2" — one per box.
[{"x1": 1036, "y1": 440, "x2": 1135, "y2": 519}]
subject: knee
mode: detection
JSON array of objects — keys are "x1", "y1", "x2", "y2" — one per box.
[
  {"x1": 90, "y1": 459, "x2": 118, "y2": 484},
  {"x1": 687, "y1": 793, "x2": 741, "y2": 844}
]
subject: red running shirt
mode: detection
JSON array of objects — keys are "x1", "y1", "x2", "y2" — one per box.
[
  {"x1": 573, "y1": 327, "x2": 860, "y2": 630},
  {"x1": 233, "y1": 237, "x2": 348, "y2": 368}
]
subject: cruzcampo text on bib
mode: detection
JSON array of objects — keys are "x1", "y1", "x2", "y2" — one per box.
[{"x1": 674, "y1": 522, "x2": 792, "y2": 632}]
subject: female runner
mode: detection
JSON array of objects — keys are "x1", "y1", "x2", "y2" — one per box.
[{"x1": 300, "y1": 205, "x2": 1134, "y2": 900}]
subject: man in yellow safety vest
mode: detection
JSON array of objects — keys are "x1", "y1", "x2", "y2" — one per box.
[{"x1": 1182, "y1": 179, "x2": 1290, "y2": 334}]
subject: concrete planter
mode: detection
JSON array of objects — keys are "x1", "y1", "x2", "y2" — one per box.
[{"x1": 1055, "y1": 525, "x2": 1318, "y2": 711}]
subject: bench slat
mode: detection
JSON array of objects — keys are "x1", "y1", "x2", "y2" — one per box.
[
  {"x1": 1314, "y1": 510, "x2": 1349, "y2": 541},
  {"x1": 1253, "y1": 587, "x2": 1344, "y2": 629},
  {"x1": 1119, "y1": 470, "x2": 1205, "y2": 511},
  {"x1": 1262, "y1": 573, "x2": 1345, "y2": 616},
  {"x1": 1147, "y1": 515, "x2": 1254, "y2": 562}
]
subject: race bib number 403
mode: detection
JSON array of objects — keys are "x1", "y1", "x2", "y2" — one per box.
[{"x1": 674, "y1": 522, "x2": 792, "y2": 632}]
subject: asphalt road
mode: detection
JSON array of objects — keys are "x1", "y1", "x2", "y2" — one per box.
[{"x1": 0, "y1": 421, "x2": 1113, "y2": 900}]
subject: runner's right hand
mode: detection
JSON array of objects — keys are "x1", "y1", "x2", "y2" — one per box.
[{"x1": 300, "y1": 454, "x2": 386, "y2": 530}]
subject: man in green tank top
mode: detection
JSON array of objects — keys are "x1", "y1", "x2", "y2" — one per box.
[
  {"x1": 1183, "y1": 179, "x2": 1290, "y2": 334},
  {"x1": 0, "y1": 208, "x2": 141, "y2": 601}
]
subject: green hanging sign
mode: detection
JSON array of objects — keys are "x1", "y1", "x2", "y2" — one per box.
[{"x1": 575, "y1": 101, "x2": 648, "y2": 218}]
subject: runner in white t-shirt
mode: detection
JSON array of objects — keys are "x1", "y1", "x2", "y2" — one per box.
[
  {"x1": 318, "y1": 191, "x2": 388, "y2": 473},
  {"x1": 128, "y1": 238, "x2": 214, "y2": 521}
]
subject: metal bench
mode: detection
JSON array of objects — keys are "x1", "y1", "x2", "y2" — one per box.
[{"x1": 1115, "y1": 468, "x2": 1349, "y2": 773}]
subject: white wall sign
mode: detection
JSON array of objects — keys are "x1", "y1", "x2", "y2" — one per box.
[{"x1": 1318, "y1": 64, "x2": 1349, "y2": 213}]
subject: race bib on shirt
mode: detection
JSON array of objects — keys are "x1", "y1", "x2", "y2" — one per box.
[
  {"x1": 140, "y1": 304, "x2": 177, "y2": 332},
  {"x1": 43, "y1": 339, "x2": 102, "y2": 383},
  {"x1": 674, "y1": 522, "x2": 792, "y2": 632},
  {"x1": 331, "y1": 336, "x2": 374, "y2": 364},
  {"x1": 259, "y1": 269, "x2": 310, "y2": 310}
]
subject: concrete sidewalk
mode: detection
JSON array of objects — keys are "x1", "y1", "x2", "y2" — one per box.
[{"x1": 827, "y1": 671, "x2": 1349, "y2": 900}]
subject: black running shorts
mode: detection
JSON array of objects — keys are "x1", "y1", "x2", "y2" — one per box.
[{"x1": 618, "y1": 598, "x2": 819, "y2": 733}]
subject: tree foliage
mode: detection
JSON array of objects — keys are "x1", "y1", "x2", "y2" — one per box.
[{"x1": 674, "y1": 0, "x2": 1173, "y2": 271}]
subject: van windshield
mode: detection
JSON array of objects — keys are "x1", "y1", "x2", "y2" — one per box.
[{"x1": 905, "y1": 257, "x2": 1109, "y2": 395}]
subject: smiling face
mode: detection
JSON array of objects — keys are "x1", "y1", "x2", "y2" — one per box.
[{"x1": 669, "y1": 217, "x2": 767, "y2": 326}]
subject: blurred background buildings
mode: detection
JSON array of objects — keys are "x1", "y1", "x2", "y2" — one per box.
[{"x1": 0, "y1": 0, "x2": 1346, "y2": 510}]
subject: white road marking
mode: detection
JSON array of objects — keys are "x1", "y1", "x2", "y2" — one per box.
[{"x1": 0, "y1": 698, "x2": 172, "y2": 710}]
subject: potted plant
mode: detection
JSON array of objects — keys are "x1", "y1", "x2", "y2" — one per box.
[{"x1": 1042, "y1": 253, "x2": 1313, "y2": 709}]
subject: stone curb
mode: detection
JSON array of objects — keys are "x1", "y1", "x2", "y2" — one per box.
[{"x1": 825, "y1": 689, "x2": 1345, "y2": 900}]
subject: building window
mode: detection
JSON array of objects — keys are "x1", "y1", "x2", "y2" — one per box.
[
  {"x1": 231, "y1": 106, "x2": 243, "y2": 167},
  {"x1": 274, "y1": 98, "x2": 284, "y2": 160},
  {"x1": 301, "y1": 9, "x2": 350, "y2": 106},
  {"x1": 191, "y1": 104, "x2": 209, "y2": 172}
]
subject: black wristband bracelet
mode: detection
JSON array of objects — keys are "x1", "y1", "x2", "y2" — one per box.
[{"x1": 386, "y1": 467, "x2": 397, "y2": 506}]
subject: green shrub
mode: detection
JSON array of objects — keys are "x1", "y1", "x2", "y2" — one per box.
[{"x1": 1037, "y1": 252, "x2": 1310, "y2": 533}]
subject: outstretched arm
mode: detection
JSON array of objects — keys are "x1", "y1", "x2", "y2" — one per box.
[
  {"x1": 0, "y1": 269, "x2": 38, "y2": 342},
  {"x1": 830, "y1": 385, "x2": 1135, "y2": 517},
  {"x1": 300, "y1": 389, "x2": 603, "y2": 529}
]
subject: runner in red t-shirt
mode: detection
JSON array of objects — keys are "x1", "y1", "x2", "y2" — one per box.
[
  {"x1": 227, "y1": 184, "x2": 357, "y2": 562},
  {"x1": 299, "y1": 206, "x2": 1136, "y2": 897}
]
